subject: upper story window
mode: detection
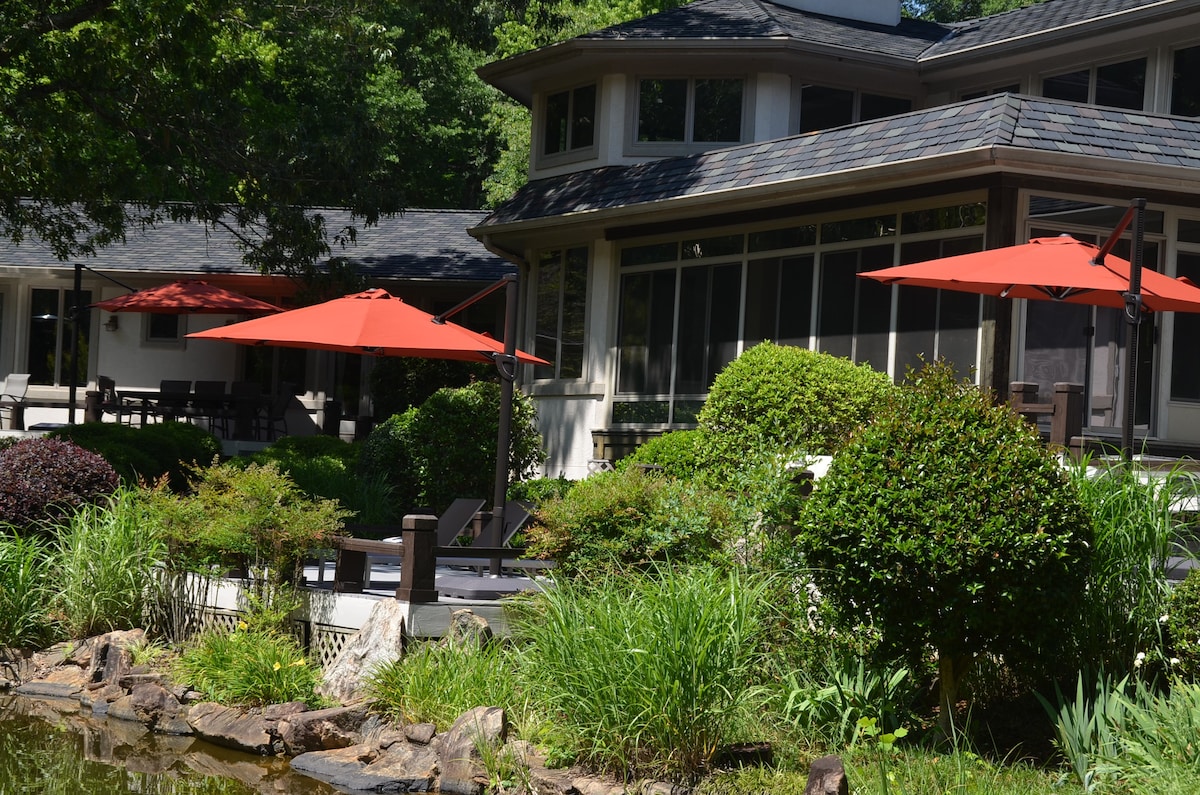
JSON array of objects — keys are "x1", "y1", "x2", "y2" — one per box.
[
  {"x1": 799, "y1": 85, "x2": 911, "y2": 133},
  {"x1": 1042, "y1": 57, "x2": 1146, "y2": 110},
  {"x1": 543, "y1": 84, "x2": 596, "y2": 156},
  {"x1": 637, "y1": 78, "x2": 744, "y2": 144},
  {"x1": 961, "y1": 84, "x2": 1020, "y2": 100},
  {"x1": 1171, "y1": 45, "x2": 1200, "y2": 117}
]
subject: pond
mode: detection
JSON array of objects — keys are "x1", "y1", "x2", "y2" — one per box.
[{"x1": 0, "y1": 695, "x2": 342, "y2": 795}]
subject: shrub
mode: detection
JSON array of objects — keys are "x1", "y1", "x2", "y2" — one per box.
[
  {"x1": 797, "y1": 360, "x2": 1093, "y2": 732},
  {"x1": 507, "y1": 475, "x2": 575, "y2": 506},
  {"x1": 0, "y1": 437, "x2": 119, "y2": 531},
  {"x1": 361, "y1": 382, "x2": 544, "y2": 515},
  {"x1": 369, "y1": 356, "x2": 494, "y2": 419},
  {"x1": 525, "y1": 467, "x2": 740, "y2": 577},
  {"x1": 618, "y1": 429, "x2": 708, "y2": 480},
  {"x1": 697, "y1": 342, "x2": 895, "y2": 479},
  {"x1": 243, "y1": 435, "x2": 395, "y2": 523},
  {"x1": 1168, "y1": 569, "x2": 1200, "y2": 679},
  {"x1": 175, "y1": 624, "x2": 322, "y2": 707},
  {"x1": 512, "y1": 565, "x2": 771, "y2": 784},
  {"x1": 50, "y1": 421, "x2": 221, "y2": 490}
]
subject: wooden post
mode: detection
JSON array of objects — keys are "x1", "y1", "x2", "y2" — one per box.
[
  {"x1": 398, "y1": 513, "x2": 438, "y2": 603},
  {"x1": 1052, "y1": 382, "x2": 1084, "y2": 456},
  {"x1": 84, "y1": 390, "x2": 101, "y2": 423},
  {"x1": 1009, "y1": 382, "x2": 1040, "y2": 410}
]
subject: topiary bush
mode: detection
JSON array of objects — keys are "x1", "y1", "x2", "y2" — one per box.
[
  {"x1": 697, "y1": 342, "x2": 896, "y2": 481},
  {"x1": 1168, "y1": 569, "x2": 1200, "y2": 680},
  {"x1": 0, "y1": 437, "x2": 119, "y2": 531},
  {"x1": 796, "y1": 360, "x2": 1093, "y2": 733},
  {"x1": 618, "y1": 429, "x2": 708, "y2": 480},
  {"x1": 525, "y1": 467, "x2": 740, "y2": 577},
  {"x1": 361, "y1": 382, "x2": 544, "y2": 515}
]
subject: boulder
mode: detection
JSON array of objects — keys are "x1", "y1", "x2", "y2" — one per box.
[
  {"x1": 317, "y1": 599, "x2": 406, "y2": 704},
  {"x1": 445, "y1": 609, "x2": 493, "y2": 648},
  {"x1": 435, "y1": 706, "x2": 507, "y2": 795},
  {"x1": 292, "y1": 742, "x2": 437, "y2": 792},
  {"x1": 83, "y1": 629, "x2": 145, "y2": 685},
  {"x1": 805, "y1": 755, "x2": 849, "y2": 795},
  {"x1": 187, "y1": 702, "x2": 283, "y2": 755},
  {"x1": 108, "y1": 682, "x2": 192, "y2": 735},
  {"x1": 278, "y1": 704, "x2": 369, "y2": 754}
]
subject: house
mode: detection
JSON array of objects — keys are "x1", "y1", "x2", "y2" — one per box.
[
  {"x1": 472, "y1": 0, "x2": 1200, "y2": 478},
  {"x1": 0, "y1": 209, "x2": 514, "y2": 434}
]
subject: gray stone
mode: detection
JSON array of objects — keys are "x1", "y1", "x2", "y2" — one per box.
[
  {"x1": 278, "y1": 704, "x2": 368, "y2": 755},
  {"x1": 292, "y1": 741, "x2": 438, "y2": 792},
  {"x1": 187, "y1": 702, "x2": 283, "y2": 755},
  {"x1": 527, "y1": 765, "x2": 584, "y2": 795},
  {"x1": 445, "y1": 609, "x2": 493, "y2": 648},
  {"x1": 262, "y1": 701, "x2": 309, "y2": 720},
  {"x1": 108, "y1": 683, "x2": 193, "y2": 735},
  {"x1": 83, "y1": 629, "x2": 144, "y2": 685},
  {"x1": 317, "y1": 599, "x2": 406, "y2": 704},
  {"x1": 405, "y1": 722, "x2": 437, "y2": 745},
  {"x1": 436, "y1": 706, "x2": 507, "y2": 795},
  {"x1": 14, "y1": 681, "x2": 84, "y2": 699},
  {"x1": 805, "y1": 755, "x2": 848, "y2": 795}
]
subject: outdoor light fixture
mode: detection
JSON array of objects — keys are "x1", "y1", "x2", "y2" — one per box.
[{"x1": 104, "y1": 315, "x2": 119, "y2": 332}]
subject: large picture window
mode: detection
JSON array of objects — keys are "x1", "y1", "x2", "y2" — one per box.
[
  {"x1": 1171, "y1": 45, "x2": 1200, "y2": 117},
  {"x1": 613, "y1": 203, "x2": 985, "y2": 427},
  {"x1": 28, "y1": 287, "x2": 92, "y2": 386},
  {"x1": 533, "y1": 247, "x2": 589, "y2": 379},
  {"x1": 1042, "y1": 57, "x2": 1146, "y2": 110},
  {"x1": 637, "y1": 78, "x2": 743, "y2": 144}
]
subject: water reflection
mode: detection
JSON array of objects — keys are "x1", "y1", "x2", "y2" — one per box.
[{"x1": 0, "y1": 695, "x2": 341, "y2": 794}]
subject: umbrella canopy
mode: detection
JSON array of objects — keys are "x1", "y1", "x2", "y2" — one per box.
[
  {"x1": 861, "y1": 236, "x2": 1200, "y2": 313},
  {"x1": 93, "y1": 279, "x2": 282, "y2": 314},
  {"x1": 186, "y1": 287, "x2": 546, "y2": 364}
]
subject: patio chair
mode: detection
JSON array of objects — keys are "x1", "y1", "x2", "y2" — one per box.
[
  {"x1": 363, "y1": 498, "x2": 487, "y2": 589},
  {"x1": 156, "y1": 380, "x2": 192, "y2": 422},
  {"x1": 256, "y1": 385, "x2": 293, "y2": 441},
  {"x1": 96, "y1": 375, "x2": 134, "y2": 425},
  {"x1": 187, "y1": 380, "x2": 230, "y2": 437},
  {"x1": 0, "y1": 373, "x2": 30, "y2": 430}
]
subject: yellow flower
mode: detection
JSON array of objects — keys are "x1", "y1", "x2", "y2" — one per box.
[
  {"x1": 290, "y1": 658, "x2": 306, "y2": 667},
  {"x1": 237, "y1": 621, "x2": 249, "y2": 631},
  {"x1": 273, "y1": 661, "x2": 282, "y2": 671}
]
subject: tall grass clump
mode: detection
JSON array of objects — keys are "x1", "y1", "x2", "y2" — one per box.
[
  {"x1": 366, "y1": 639, "x2": 524, "y2": 730},
  {"x1": 49, "y1": 486, "x2": 167, "y2": 639},
  {"x1": 512, "y1": 564, "x2": 771, "y2": 784},
  {"x1": 1068, "y1": 457, "x2": 1197, "y2": 672},
  {"x1": 175, "y1": 623, "x2": 321, "y2": 706},
  {"x1": 0, "y1": 532, "x2": 55, "y2": 648},
  {"x1": 1098, "y1": 678, "x2": 1200, "y2": 793}
]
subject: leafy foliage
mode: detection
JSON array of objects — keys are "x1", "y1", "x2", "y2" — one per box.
[
  {"x1": 903, "y1": 0, "x2": 1043, "y2": 23},
  {"x1": 361, "y1": 382, "x2": 544, "y2": 514},
  {"x1": 51, "y1": 421, "x2": 220, "y2": 490},
  {"x1": 1168, "y1": 570, "x2": 1200, "y2": 680},
  {"x1": 0, "y1": 437, "x2": 119, "y2": 531},
  {"x1": 175, "y1": 624, "x2": 322, "y2": 707},
  {"x1": 796, "y1": 361, "x2": 1092, "y2": 721},
  {"x1": 618, "y1": 429, "x2": 708, "y2": 480},
  {"x1": 368, "y1": 357, "x2": 494, "y2": 420},
  {"x1": 698, "y1": 342, "x2": 895, "y2": 480},
  {"x1": 524, "y1": 467, "x2": 739, "y2": 576}
]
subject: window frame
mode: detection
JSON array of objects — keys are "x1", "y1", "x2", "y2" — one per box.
[
  {"x1": 142, "y1": 312, "x2": 186, "y2": 347},
  {"x1": 1040, "y1": 56, "x2": 1148, "y2": 110},
  {"x1": 796, "y1": 84, "x2": 913, "y2": 134},
  {"x1": 627, "y1": 75, "x2": 749, "y2": 156},
  {"x1": 536, "y1": 82, "x2": 599, "y2": 168},
  {"x1": 531, "y1": 246, "x2": 590, "y2": 382},
  {"x1": 26, "y1": 286, "x2": 93, "y2": 387}
]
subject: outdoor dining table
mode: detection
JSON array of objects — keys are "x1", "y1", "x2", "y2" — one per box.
[{"x1": 116, "y1": 388, "x2": 267, "y2": 439}]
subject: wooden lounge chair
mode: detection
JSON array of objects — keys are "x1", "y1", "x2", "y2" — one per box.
[{"x1": 362, "y1": 498, "x2": 487, "y2": 588}]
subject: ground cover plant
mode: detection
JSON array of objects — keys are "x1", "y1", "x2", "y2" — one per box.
[{"x1": 174, "y1": 621, "x2": 323, "y2": 707}]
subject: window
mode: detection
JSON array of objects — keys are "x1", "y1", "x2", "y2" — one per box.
[
  {"x1": 1171, "y1": 219, "x2": 1200, "y2": 400},
  {"x1": 637, "y1": 78, "x2": 744, "y2": 144},
  {"x1": 1043, "y1": 58, "x2": 1146, "y2": 110},
  {"x1": 533, "y1": 247, "x2": 589, "y2": 379},
  {"x1": 1171, "y1": 45, "x2": 1200, "y2": 117},
  {"x1": 961, "y1": 84, "x2": 1021, "y2": 100},
  {"x1": 800, "y1": 86, "x2": 912, "y2": 133},
  {"x1": 543, "y1": 84, "x2": 596, "y2": 156},
  {"x1": 145, "y1": 314, "x2": 182, "y2": 342},
  {"x1": 28, "y1": 287, "x2": 92, "y2": 386}
]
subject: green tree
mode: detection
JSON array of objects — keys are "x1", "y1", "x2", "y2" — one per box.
[
  {"x1": 796, "y1": 361, "x2": 1092, "y2": 735},
  {"x1": 902, "y1": 0, "x2": 1043, "y2": 22}
]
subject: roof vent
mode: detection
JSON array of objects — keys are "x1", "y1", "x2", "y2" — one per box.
[{"x1": 772, "y1": 0, "x2": 901, "y2": 27}]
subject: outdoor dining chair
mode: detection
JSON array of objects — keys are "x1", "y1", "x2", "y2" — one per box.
[
  {"x1": 0, "y1": 373, "x2": 29, "y2": 430},
  {"x1": 156, "y1": 380, "x2": 192, "y2": 422},
  {"x1": 188, "y1": 380, "x2": 230, "y2": 438}
]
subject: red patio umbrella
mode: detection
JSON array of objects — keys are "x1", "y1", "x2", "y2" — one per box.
[
  {"x1": 186, "y1": 287, "x2": 545, "y2": 364},
  {"x1": 93, "y1": 279, "x2": 281, "y2": 314},
  {"x1": 863, "y1": 236, "x2": 1200, "y2": 313},
  {"x1": 860, "y1": 206, "x2": 1200, "y2": 458}
]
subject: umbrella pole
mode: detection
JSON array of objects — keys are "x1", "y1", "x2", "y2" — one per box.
[
  {"x1": 488, "y1": 277, "x2": 520, "y2": 575},
  {"x1": 1120, "y1": 199, "x2": 1147, "y2": 460}
]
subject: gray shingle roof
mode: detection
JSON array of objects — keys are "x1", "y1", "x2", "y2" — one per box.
[
  {"x1": 0, "y1": 209, "x2": 513, "y2": 282},
  {"x1": 479, "y1": 94, "x2": 1200, "y2": 227},
  {"x1": 573, "y1": 0, "x2": 1177, "y2": 64}
]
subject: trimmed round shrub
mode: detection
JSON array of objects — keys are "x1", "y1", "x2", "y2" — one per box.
[
  {"x1": 359, "y1": 409, "x2": 422, "y2": 512},
  {"x1": 698, "y1": 342, "x2": 896, "y2": 473},
  {"x1": 618, "y1": 429, "x2": 708, "y2": 480},
  {"x1": 50, "y1": 421, "x2": 220, "y2": 490},
  {"x1": 796, "y1": 360, "x2": 1093, "y2": 725},
  {"x1": 0, "y1": 437, "x2": 119, "y2": 531},
  {"x1": 1168, "y1": 569, "x2": 1200, "y2": 680},
  {"x1": 525, "y1": 467, "x2": 739, "y2": 576}
]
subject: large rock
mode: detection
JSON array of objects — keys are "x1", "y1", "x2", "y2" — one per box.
[
  {"x1": 278, "y1": 704, "x2": 369, "y2": 754},
  {"x1": 317, "y1": 599, "x2": 406, "y2": 704},
  {"x1": 445, "y1": 609, "x2": 492, "y2": 648},
  {"x1": 291, "y1": 741, "x2": 439, "y2": 792},
  {"x1": 805, "y1": 755, "x2": 849, "y2": 795},
  {"x1": 187, "y1": 702, "x2": 283, "y2": 755},
  {"x1": 435, "y1": 706, "x2": 507, "y2": 795},
  {"x1": 108, "y1": 682, "x2": 192, "y2": 735},
  {"x1": 83, "y1": 629, "x2": 145, "y2": 685}
]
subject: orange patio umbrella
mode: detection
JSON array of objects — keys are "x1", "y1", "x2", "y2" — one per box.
[
  {"x1": 93, "y1": 279, "x2": 281, "y2": 314},
  {"x1": 862, "y1": 235, "x2": 1200, "y2": 313},
  {"x1": 186, "y1": 287, "x2": 545, "y2": 364}
]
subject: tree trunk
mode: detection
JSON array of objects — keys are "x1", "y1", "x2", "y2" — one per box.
[{"x1": 937, "y1": 651, "x2": 974, "y2": 739}]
